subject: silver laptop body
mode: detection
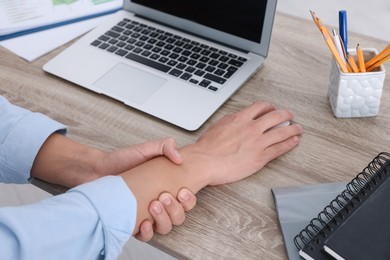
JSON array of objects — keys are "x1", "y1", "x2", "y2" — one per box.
[{"x1": 44, "y1": 0, "x2": 277, "y2": 131}]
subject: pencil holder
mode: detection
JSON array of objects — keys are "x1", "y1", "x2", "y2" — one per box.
[{"x1": 328, "y1": 48, "x2": 386, "y2": 118}]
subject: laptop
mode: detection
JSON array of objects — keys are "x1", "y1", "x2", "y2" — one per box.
[{"x1": 43, "y1": 0, "x2": 277, "y2": 131}]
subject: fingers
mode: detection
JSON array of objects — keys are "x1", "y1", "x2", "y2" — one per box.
[
  {"x1": 160, "y1": 138, "x2": 183, "y2": 165},
  {"x1": 147, "y1": 193, "x2": 188, "y2": 236},
  {"x1": 253, "y1": 108, "x2": 295, "y2": 133},
  {"x1": 241, "y1": 101, "x2": 276, "y2": 120},
  {"x1": 136, "y1": 189, "x2": 197, "y2": 241},
  {"x1": 158, "y1": 193, "x2": 186, "y2": 226},
  {"x1": 135, "y1": 220, "x2": 154, "y2": 242},
  {"x1": 148, "y1": 200, "x2": 174, "y2": 235},
  {"x1": 177, "y1": 188, "x2": 197, "y2": 212},
  {"x1": 264, "y1": 133, "x2": 301, "y2": 161}
]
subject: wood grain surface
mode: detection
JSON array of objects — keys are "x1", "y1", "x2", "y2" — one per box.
[{"x1": 1, "y1": 12, "x2": 389, "y2": 259}]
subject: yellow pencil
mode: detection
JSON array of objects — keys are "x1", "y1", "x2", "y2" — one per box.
[
  {"x1": 347, "y1": 54, "x2": 359, "y2": 73},
  {"x1": 310, "y1": 11, "x2": 348, "y2": 73},
  {"x1": 310, "y1": 10, "x2": 320, "y2": 28},
  {"x1": 356, "y1": 44, "x2": 366, "y2": 72},
  {"x1": 322, "y1": 31, "x2": 348, "y2": 73},
  {"x1": 365, "y1": 44, "x2": 390, "y2": 69},
  {"x1": 346, "y1": 62, "x2": 353, "y2": 73},
  {"x1": 310, "y1": 11, "x2": 333, "y2": 39},
  {"x1": 367, "y1": 53, "x2": 390, "y2": 72}
]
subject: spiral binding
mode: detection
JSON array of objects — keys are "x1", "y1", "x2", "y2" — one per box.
[{"x1": 293, "y1": 152, "x2": 390, "y2": 250}]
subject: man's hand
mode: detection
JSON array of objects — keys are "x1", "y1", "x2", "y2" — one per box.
[{"x1": 136, "y1": 188, "x2": 197, "y2": 242}]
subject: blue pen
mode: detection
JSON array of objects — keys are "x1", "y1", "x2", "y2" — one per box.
[{"x1": 339, "y1": 10, "x2": 348, "y2": 53}]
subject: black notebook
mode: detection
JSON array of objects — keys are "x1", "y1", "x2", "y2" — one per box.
[{"x1": 293, "y1": 152, "x2": 390, "y2": 260}]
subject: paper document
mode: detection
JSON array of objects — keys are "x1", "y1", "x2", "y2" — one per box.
[
  {"x1": 0, "y1": 0, "x2": 123, "y2": 40},
  {"x1": 0, "y1": 14, "x2": 111, "y2": 62}
]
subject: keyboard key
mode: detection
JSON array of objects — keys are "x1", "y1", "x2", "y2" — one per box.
[
  {"x1": 176, "y1": 63, "x2": 186, "y2": 70},
  {"x1": 178, "y1": 56, "x2": 188, "y2": 62},
  {"x1": 107, "y1": 46, "x2": 118, "y2": 52},
  {"x1": 194, "y1": 69, "x2": 205, "y2": 76},
  {"x1": 185, "y1": 66, "x2": 196, "y2": 73},
  {"x1": 189, "y1": 78, "x2": 199, "y2": 84},
  {"x1": 150, "y1": 54, "x2": 160, "y2": 60},
  {"x1": 105, "y1": 31, "x2": 120, "y2": 38},
  {"x1": 180, "y1": 73, "x2": 192, "y2": 80},
  {"x1": 238, "y1": 56, "x2": 247, "y2": 62},
  {"x1": 210, "y1": 53, "x2": 220, "y2": 59},
  {"x1": 127, "y1": 38, "x2": 136, "y2": 44},
  {"x1": 204, "y1": 73, "x2": 226, "y2": 84},
  {"x1": 219, "y1": 56, "x2": 229, "y2": 62},
  {"x1": 187, "y1": 59, "x2": 197, "y2": 66},
  {"x1": 98, "y1": 35, "x2": 109, "y2": 41},
  {"x1": 141, "y1": 50, "x2": 152, "y2": 57},
  {"x1": 99, "y1": 43, "x2": 109, "y2": 49},
  {"x1": 144, "y1": 44, "x2": 153, "y2": 50},
  {"x1": 164, "y1": 44, "x2": 174, "y2": 50},
  {"x1": 109, "y1": 39, "x2": 118, "y2": 44},
  {"x1": 205, "y1": 66, "x2": 216, "y2": 73},
  {"x1": 125, "y1": 53, "x2": 171, "y2": 72},
  {"x1": 167, "y1": 60, "x2": 178, "y2": 66},
  {"x1": 192, "y1": 47, "x2": 202, "y2": 53},
  {"x1": 115, "y1": 49, "x2": 128, "y2": 56},
  {"x1": 217, "y1": 63, "x2": 228, "y2": 69},
  {"x1": 208, "y1": 86, "x2": 219, "y2": 91},
  {"x1": 158, "y1": 57, "x2": 169, "y2": 63},
  {"x1": 169, "y1": 53, "x2": 179, "y2": 59},
  {"x1": 228, "y1": 59, "x2": 244, "y2": 67},
  {"x1": 91, "y1": 40, "x2": 101, "y2": 46},
  {"x1": 195, "y1": 62, "x2": 206, "y2": 69},
  {"x1": 160, "y1": 50, "x2": 170, "y2": 56},
  {"x1": 214, "y1": 69, "x2": 225, "y2": 76},
  {"x1": 169, "y1": 68, "x2": 183, "y2": 77},
  {"x1": 199, "y1": 79, "x2": 211, "y2": 87},
  {"x1": 125, "y1": 45, "x2": 135, "y2": 51},
  {"x1": 119, "y1": 36, "x2": 129, "y2": 41},
  {"x1": 133, "y1": 47, "x2": 143, "y2": 54},
  {"x1": 112, "y1": 26, "x2": 124, "y2": 33},
  {"x1": 209, "y1": 59, "x2": 219, "y2": 66}
]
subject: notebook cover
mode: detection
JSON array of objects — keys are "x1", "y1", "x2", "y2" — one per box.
[
  {"x1": 323, "y1": 175, "x2": 390, "y2": 260},
  {"x1": 294, "y1": 153, "x2": 390, "y2": 260}
]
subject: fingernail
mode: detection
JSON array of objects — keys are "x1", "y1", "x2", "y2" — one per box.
[
  {"x1": 152, "y1": 203, "x2": 162, "y2": 215},
  {"x1": 179, "y1": 190, "x2": 190, "y2": 201},
  {"x1": 161, "y1": 194, "x2": 172, "y2": 206},
  {"x1": 142, "y1": 223, "x2": 151, "y2": 232},
  {"x1": 174, "y1": 149, "x2": 181, "y2": 159}
]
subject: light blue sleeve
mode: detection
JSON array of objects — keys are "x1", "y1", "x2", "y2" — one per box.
[
  {"x1": 0, "y1": 96, "x2": 66, "y2": 184},
  {"x1": 0, "y1": 96, "x2": 137, "y2": 258},
  {"x1": 0, "y1": 176, "x2": 137, "y2": 260}
]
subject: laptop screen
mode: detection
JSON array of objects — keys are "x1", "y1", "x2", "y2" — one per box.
[{"x1": 131, "y1": 0, "x2": 268, "y2": 43}]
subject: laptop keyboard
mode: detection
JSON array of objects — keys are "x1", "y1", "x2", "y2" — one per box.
[{"x1": 90, "y1": 18, "x2": 248, "y2": 92}]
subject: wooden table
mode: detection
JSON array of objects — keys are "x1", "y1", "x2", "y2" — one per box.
[{"x1": 1, "y1": 12, "x2": 389, "y2": 259}]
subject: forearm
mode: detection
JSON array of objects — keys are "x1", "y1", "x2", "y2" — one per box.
[
  {"x1": 120, "y1": 143, "x2": 210, "y2": 234},
  {"x1": 31, "y1": 133, "x2": 105, "y2": 188}
]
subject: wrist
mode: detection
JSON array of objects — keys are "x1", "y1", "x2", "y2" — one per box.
[{"x1": 178, "y1": 143, "x2": 215, "y2": 192}]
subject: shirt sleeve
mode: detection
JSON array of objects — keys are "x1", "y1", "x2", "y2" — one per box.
[
  {"x1": 0, "y1": 175, "x2": 137, "y2": 260},
  {"x1": 0, "y1": 96, "x2": 66, "y2": 184}
]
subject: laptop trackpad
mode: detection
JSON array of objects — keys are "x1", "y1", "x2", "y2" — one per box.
[{"x1": 94, "y1": 63, "x2": 167, "y2": 105}]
